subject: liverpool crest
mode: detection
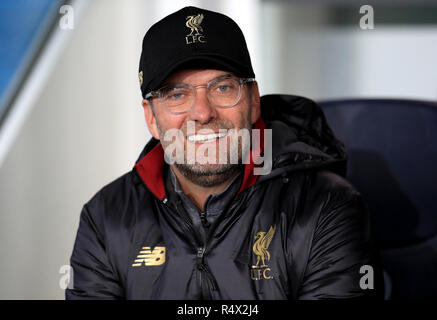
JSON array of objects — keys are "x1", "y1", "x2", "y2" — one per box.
[
  {"x1": 250, "y1": 225, "x2": 276, "y2": 280},
  {"x1": 185, "y1": 13, "x2": 206, "y2": 44}
]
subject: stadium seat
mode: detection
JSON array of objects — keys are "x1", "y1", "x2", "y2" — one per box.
[{"x1": 318, "y1": 98, "x2": 437, "y2": 300}]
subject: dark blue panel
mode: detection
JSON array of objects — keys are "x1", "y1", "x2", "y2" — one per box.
[
  {"x1": 319, "y1": 99, "x2": 437, "y2": 246},
  {"x1": 0, "y1": 0, "x2": 63, "y2": 118},
  {"x1": 319, "y1": 98, "x2": 437, "y2": 299}
]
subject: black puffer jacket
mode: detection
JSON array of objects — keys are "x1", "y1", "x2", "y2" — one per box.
[{"x1": 66, "y1": 94, "x2": 383, "y2": 300}]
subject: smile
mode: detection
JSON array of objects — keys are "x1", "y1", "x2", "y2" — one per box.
[{"x1": 187, "y1": 132, "x2": 227, "y2": 143}]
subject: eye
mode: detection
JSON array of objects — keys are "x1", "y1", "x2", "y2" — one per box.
[
  {"x1": 213, "y1": 79, "x2": 238, "y2": 95},
  {"x1": 217, "y1": 85, "x2": 230, "y2": 92},
  {"x1": 163, "y1": 87, "x2": 188, "y2": 101},
  {"x1": 169, "y1": 92, "x2": 184, "y2": 99}
]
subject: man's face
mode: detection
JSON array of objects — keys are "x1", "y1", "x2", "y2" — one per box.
[{"x1": 142, "y1": 69, "x2": 260, "y2": 187}]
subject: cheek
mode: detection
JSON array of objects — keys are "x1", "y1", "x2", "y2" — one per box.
[
  {"x1": 223, "y1": 106, "x2": 252, "y2": 129},
  {"x1": 155, "y1": 112, "x2": 186, "y2": 135}
]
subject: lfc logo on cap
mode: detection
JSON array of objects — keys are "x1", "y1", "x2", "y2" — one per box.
[{"x1": 185, "y1": 13, "x2": 206, "y2": 44}]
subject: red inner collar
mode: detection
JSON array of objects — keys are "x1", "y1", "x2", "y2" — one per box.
[{"x1": 134, "y1": 117, "x2": 266, "y2": 200}]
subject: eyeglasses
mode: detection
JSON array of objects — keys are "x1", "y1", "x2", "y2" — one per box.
[{"x1": 145, "y1": 76, "x2": 256, "y2": 115}]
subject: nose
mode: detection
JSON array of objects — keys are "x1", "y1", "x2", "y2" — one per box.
[{"x1": 187, "y1": 87, "x2": 217, "y2": 124}]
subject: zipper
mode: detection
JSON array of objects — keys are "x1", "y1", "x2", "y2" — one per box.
[
  {"x1": 197, "y1": 247, "x2": 218, "y2": 298},
  {"x1": 199, "y1": 212, "x2": 211, "y2": 228},
  {"x1": 195, "y1": 193, "x2": 248, "y2": 298},
  {"x1": 172, "y1": 198, "x2": 200, "y2": 237},
  {"x1": 161, "y1": 198, "x2": 217, "y2": 299}
]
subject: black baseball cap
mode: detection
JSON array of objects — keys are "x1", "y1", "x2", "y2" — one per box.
[{"x1": 138, "y1": 6, "x2": 255, "y2": 98}]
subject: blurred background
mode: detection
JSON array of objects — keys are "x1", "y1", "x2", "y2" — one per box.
[{"x1": 0, "y1": 0, "x2": 436, "y2": 299}]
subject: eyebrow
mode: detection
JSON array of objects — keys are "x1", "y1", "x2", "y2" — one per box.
[{"x1": 163, "y1": 72, "x2": 235, "y2": 87}]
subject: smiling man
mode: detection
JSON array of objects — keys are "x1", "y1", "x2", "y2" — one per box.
[
  {"x1": 143, "y1": 68, "x2": 259, "y2": 210},
  {"x1": 66, "y1": 6, "x2": 383, "y2": 300}
]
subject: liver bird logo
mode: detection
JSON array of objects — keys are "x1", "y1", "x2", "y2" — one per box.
[
  {"x1": 252, "y1": 225, "x2": 276, "y2": 268},
  {"x1": 186, "y1": 13, "x2": 204, "y2": 36}
]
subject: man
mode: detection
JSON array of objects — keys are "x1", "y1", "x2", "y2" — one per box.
[{"x1": 66, "y1": 6, "x2": 383, "y2": 300}]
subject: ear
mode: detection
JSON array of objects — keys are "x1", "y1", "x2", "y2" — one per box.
[
  {"x1": 142, "y1": 99, "x2": 160, "y2": 140},
  {"x1": 250, "y1": 82, "x2": 261, "y2": 125}
]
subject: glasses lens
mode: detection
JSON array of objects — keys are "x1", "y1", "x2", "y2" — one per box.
[
  {"x1": 160, "y1": 85, "x2": 194, "y2": 113},
  {"x1": 208, "y1": 78, "x2": 240, "y2": 107}
]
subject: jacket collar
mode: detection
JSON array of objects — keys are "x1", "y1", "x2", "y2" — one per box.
[{"x1": 134, "y1": 117, "x2": 266, "y2": 200}]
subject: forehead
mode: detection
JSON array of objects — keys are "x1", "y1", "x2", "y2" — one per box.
[{"x1": 163, "y1": 69, "x2": 234, "y2": 85}]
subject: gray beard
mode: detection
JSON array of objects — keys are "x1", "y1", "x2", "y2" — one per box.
[{"x1": 174, "y1": 162, "x2": 243, "y2": 187}]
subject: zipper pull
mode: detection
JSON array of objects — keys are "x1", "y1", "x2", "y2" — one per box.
[
  {"x1": 197, "y1": 247, "x2": 205, "y2": 269},
  {"x1": 196, "y1": 247, "x2": 218, "y2": 291},
  {"x1": 199, "y1": 212, "x2": 211, "y2": 228}
]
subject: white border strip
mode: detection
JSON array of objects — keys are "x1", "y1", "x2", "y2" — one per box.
[{"x1": 0, "y1": 0, "x2": 87, "y2": 168}]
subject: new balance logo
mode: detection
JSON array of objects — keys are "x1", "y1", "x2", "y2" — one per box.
[{"x1": 132, "y1": 246, "x2": 166, "y2": 267}]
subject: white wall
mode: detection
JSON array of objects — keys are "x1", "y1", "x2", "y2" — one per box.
[
  {"x1": 260, "y1": 3, "x2": 437, "y2": 101},
  {"x1": 0, "y1": 0, "x2": 146, "y2": 299}
]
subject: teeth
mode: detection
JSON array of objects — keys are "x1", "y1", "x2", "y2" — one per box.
[{"x1": 188, "y1": 132, "x2": 227, "y2": 143}]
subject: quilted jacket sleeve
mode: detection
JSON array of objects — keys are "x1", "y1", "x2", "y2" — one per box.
[
  {"x1": 65, "y1": 203, "x2": 124, "y2": 299},
  {"x1": 297, "y1": 189, "x2": 384, "y2": 300}
]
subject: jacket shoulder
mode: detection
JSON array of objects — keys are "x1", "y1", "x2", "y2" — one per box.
[
  {"x1": 86, "y1": 171, "x2": 136, "y2": 211},
  {"x1": 82, "y1": 170, "x2": 150, "y2": 231},
  {"x1": 296, "y1": 169, "x2": 369, "y2": 229},
  {"x1": 309, "y1": 169, "x2": 360, "y2": 197},
  {"x1": 281, "y1": 169, "x2": 363, "y2": 216}
]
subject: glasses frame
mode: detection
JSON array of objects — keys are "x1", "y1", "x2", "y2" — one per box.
[{"x1": 145, "y1": 76, "x2": 256, "y2": 115}]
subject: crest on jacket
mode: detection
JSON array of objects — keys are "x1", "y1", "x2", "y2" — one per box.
[{"x1": 251, "y1": 225, "x2": 276, "y2": 280}]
